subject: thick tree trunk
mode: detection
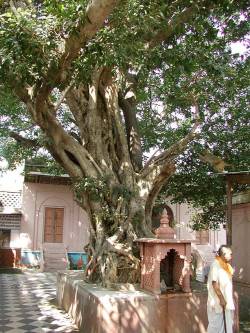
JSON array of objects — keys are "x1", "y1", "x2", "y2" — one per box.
[
  {"x1": 78, "y1": 167, "x2": 180, "y2": 286},
  {"x1": 3, "y1": 0, "x2": 205, "y2": 288},
  {"x1": 12, "y1": 66, "x2": 192, "y2": 286},
  {"x1": 74, "y1": 182, "x2": 151, "y2": 286}
]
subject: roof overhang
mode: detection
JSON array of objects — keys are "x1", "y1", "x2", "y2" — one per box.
[
  {"x1": 209, "y1": 171, "x2": 250, "y2": 184},
  {"x1": 24, "y1": 172, "x2": 71, "y2": 185}
]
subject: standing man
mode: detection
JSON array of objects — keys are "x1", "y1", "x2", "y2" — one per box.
[{"x1": 207, "y1": 245, "x2": 234, "y2": 333}]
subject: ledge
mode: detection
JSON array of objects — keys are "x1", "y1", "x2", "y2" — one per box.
[
  {"x1": 136, "y1": 238, "x2": 192, "y2": 244},
  {"x1": 56, "y1": 271, "x2": 211, "y2": 333}
]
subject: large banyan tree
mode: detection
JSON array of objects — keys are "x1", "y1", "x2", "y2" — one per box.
[{"x1": 0, "y1": 0, "x2": 249, "y2": 285}]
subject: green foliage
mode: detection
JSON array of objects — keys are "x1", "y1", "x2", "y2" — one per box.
[
  {"x1": 0, "y1": 139, "x2": 33, "y2": 169},
  {"x1": 73, "y1": 176, "x2": 110, "y2": 203},
  {"x1": 0, "y1": 88, "x2": 33, "y2": 135},
  {"x1": 111, "y1": 184, "x2": 133, "y2": 202},
  {"x1": 132, "y1": 209, "x2": 144, "y2": 227},
  {"x1": 191, "y1": 205, "x2": 226, "y2": 231},
  {"x1": 0, "y1": 4, "x2": 60, "y2": 84},
  {"x1": 73, "y1": 176, "x2": 133, "y2": 204},
  {"x1": 25, "y1": 157, "x2": 66, "y2": 176},
  {"x1": 0, "y1": 0, "x2": 249, "y2": 230},
  {"x1": 73, "y1": 176, "x2": 135, "y2": 233}
]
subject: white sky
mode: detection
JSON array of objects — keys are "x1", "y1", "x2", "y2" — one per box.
[
  {"x1": 231, "y1": 41, "x2": 248, "y2": 55},
  {"x1": 0, "y1": 163, "x2": 24, "y2": 191}
]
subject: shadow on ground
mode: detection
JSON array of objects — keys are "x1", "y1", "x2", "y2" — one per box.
[{"x1": 0, "y1": 268, "x2": 23, "y2": 274}]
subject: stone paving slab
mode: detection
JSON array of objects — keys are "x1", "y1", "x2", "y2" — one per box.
[{"x1": 0, "y1": 271, "x2": 79, "y2": 333}]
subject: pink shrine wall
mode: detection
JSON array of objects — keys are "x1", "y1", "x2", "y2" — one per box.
[
  {"x1": 232, "y1": 202, "x2": 250, "y2": 285},
  {"x1": 20, "y1": 182, "x2": 89, "y2": 251}
]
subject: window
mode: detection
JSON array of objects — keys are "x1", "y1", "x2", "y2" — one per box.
[{"x1": 44, "y1": 207, "x2": 64, "y2": 243}]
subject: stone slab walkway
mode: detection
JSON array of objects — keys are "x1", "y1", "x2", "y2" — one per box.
[{"x1": 0, "y1": 270, "x2": 78, "y2": 333}]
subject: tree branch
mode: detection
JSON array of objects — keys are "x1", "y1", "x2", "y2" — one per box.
[
  {"x1": 144, "y1": 162, "x2": 176, "y2": 229},
  {"x1": 54, "y1": 82, "x2": 74, "y2": 112},
  {"x1": 9, "y1": 131, "x2": 40, "y2": 149},
  {"x1": 145, "y1": 0, "x2": 212, "y2": 49},
  {"x1": 99, "y1": 68, "x2": 134, "y2": 184},
  {"x1": 141, "y1": 98, "x2": 201, "y2": 179},
  {"x1": 118, "y1": 92, "x2": 143, "y2": 172},
  {"x1": 9, "y1": 0, "x2": 18, "y2": 16},
  {"x1": 66, "y1": 85, "x2": 89, "y2": 141},
  {"x1": 44, "y1": 0, "x2": 120, "y2": 90}
]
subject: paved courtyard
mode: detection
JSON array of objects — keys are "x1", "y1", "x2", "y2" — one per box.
[{"x1": 0, "y1": 270, "x2": 78, "y2": 333}]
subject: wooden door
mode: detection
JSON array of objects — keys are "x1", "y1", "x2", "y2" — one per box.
[
  {"x1": 196, "y1": 230, "x2": 209, "y2": 244},
  {"x1": 44, "y1": 207, "x2": 64, "y2": 243}
]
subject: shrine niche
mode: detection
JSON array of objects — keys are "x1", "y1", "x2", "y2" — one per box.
[
  {"x1": 160, "y1": 249, "x2": 184, "y2": 292},
  {"x1": 136, "y1": 209, "x2": 192, "y2": 295}
]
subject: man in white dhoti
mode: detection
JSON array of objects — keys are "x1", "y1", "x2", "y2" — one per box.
[{"x1": 207, "y1": 245, "x2": 234, "y2": 333}]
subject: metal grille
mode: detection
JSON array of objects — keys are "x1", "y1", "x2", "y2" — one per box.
[
  {"x1": 0, "y1": 214, "x2": 21, "y2": 229},
  {"x1": 0, "y1": 191, "x2": 21, "y2": 208}
]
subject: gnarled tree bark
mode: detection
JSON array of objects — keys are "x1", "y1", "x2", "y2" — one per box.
[{"x1": 5, "y1": 0, "x2": 206, "y2": 286}]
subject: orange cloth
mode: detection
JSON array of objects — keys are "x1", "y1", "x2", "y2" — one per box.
[{"x1": 216, "y1": 256, "x2": 233, "y2": 277}]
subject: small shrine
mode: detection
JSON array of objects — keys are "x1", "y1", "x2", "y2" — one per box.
[{"x1": 136, "y1": 209, "x2": 192, "y2": 294}]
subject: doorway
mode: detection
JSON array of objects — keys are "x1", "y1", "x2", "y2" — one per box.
[{"x1": 44, "y1": 207, "x2": 64, "y2": 243}]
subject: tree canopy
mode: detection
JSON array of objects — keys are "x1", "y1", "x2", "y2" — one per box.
[{"x1": 0, "y1": 0, "x2": 249, "y2": 284}]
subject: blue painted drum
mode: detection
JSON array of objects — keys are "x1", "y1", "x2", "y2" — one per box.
[
  {"x1": 67, "y1": 252, "x2": 88, "y2": 270},
  {"x1": 21, "y1": 250, "x2": 41, "y2": 267}
]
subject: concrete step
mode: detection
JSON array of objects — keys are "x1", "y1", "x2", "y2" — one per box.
[
  {"x1": 41, "y1": 244, "x2": 68, "y2": 272},
  {"x1": 44, "y1": 254, "x2": 67, "y2": 259},
  {"x1": 45, "y1": 259, "x2": 66, "y2": 265},
  {"x1": 45, "y1": 265, "x2": 67, "y2": 270},
  {"x1": 43, "y1": 243, "x2": 66, "y2": 248},
  {"x1": 43, "y1": 250, "x2": 66, "y2": 254},
  {"x1": 44, "y1": 264, "x2": 68, "y2": 270},
  {"x1": 44, "y1": 257, "x2": 67, "y2": 263},
  {"x1": 43, "y1": 268, "x2": 63, "y2": 272}
]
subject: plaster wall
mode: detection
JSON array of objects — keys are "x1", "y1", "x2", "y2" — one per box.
[
  {"x1": 209, "y1": 225, "x2": 226, "y2": 251},
  {"x1": 0, "y1": 164, "x2": 226, "y2": 253},
  {"x1": 165, "y1": 200, "x2": 226, "y2": 246},
  {"x1": 165, "y1": 201, "x2": 195, "y2": 240},
  {"x1": 9, "y1": 230, "x2": 21, "y2": 248},
  {"x1": 21, "y1": 182, "x2": 89, "y2": 251},
  {"x1": 232, "y1": 203, "x2": 250, "y2": 285}
]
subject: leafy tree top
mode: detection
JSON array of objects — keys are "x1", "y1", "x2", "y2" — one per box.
[{"x1": 0, "y1": 0, "x2": 249, "y2": 230}]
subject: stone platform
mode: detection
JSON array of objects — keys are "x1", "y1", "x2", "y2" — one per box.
[
  {"x1": 57, "y1": 271, "x2": 211, "y2": 333},
  {"x1": 57, "y1": 271, "x2": 240, "y2": 333}
]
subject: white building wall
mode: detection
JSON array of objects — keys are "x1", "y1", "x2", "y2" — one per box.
[
  {"x1": 0, "y1": 163, "x2": 226, "y2": 253},
  {"x1": 209, "y1": 226, "x2": 226, "y2": 251},
  {"x1": 21, "y1": 182, "x2": 89, "y2": 251},
  {"x1": 164, "y1": 200, "x2": 196, "y2": 241},
  {"x1": 164, "y1": 199, "x2": 226, "y2": 247}
]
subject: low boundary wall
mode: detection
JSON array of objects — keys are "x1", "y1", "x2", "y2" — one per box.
[{"x1": 57, "y1": 271, "x2": 239, "y2": 333}]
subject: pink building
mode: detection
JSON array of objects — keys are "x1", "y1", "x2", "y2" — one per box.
[
  {"x1": 0, "y1": 163, "x2": 89, "y2": 269},
  {"x1": 232, "y1": 190, "x2": 250, "y2": 286},
  {"x1": 0, "y1": 163, "x2": 225, "y2": 273},
  {"x1": 21, "y1": 178, "x2": 89, "y2": 252}
]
